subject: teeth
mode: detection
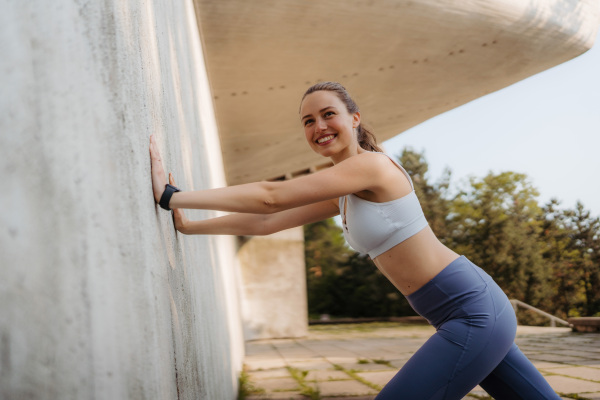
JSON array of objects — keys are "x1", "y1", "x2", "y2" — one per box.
[{"x1": 317, "y1": 135, "x2": 335, "y2": 144}]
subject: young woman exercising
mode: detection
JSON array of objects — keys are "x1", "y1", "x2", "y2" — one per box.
[{"x1": 150, "y1": 81, "x2": 560, "y2": 399}]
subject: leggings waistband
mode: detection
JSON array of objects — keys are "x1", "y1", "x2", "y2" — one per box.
[{"x1": 406, "y1": 256, "x2": 499, "y2": 327}]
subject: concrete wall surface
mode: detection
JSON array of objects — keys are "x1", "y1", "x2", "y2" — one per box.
[
  {"x1": 0, "y1": 1, "x2": 244, "y2": 399},
  {"x1": 237, "y1": 228, "x2": 308, "y2": 340}
]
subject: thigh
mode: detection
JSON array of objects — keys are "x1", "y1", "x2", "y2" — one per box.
[
  {"x1": 480, "y1": 344, "x2": 562, "y2": 400},
  {"x1": 375, "y1": 319, "x2": 512, "y2": 400},
  {"x1": 376, "y1": 287, "x2": 517, "y2": 400},
  {"x1": 375, "y1": 329, "x2": 468, "y2": 400}
]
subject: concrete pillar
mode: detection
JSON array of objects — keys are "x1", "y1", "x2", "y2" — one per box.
[{"x1": 238, "y1": 227, "x2": 309, "y2": 340}]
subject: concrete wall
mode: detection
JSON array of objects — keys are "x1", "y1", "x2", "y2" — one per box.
[
  {"x1": 0, "y1": 1, "x2": 244, "y2": 399},
  {"x1": 238, "y1": 228, "x2": 308, "y2": 340}
]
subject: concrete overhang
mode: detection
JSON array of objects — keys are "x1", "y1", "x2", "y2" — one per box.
[{"x1": 193, "y1": 0, "x2": 600, "y2": 185}]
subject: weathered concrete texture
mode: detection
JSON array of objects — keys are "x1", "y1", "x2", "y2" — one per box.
[
  {"x1": 238, "y1": 228, "x2": 309, "y2": 340},
  {"x1": 194, "y1": 0, "x2": 600, "y2": 184},
  {"x1": 1, "y1": 1, "x2": 243, "y2": 399}
]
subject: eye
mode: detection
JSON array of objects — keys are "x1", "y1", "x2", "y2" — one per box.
[
  {"x1": 303, "y1": 118, "x2": 314, "y2": 127},
  {"x1": 324, "y1": 111, "x2": 335, "y2": 118}
]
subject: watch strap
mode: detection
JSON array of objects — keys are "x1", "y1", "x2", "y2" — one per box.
[{"x1": 159, "y1": 183, "x2": 181, "y2": 210}]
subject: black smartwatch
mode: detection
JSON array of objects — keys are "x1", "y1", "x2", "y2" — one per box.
[{"x1": 159, "y1": 184, "x2": 181, "y2": 210}]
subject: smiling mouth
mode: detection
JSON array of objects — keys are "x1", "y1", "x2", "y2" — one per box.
[{"x1": 317, "y1": 134, "x2": 336, "y2": 144}]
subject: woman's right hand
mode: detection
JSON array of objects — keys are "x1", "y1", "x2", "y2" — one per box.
[{"x1": 149, "y1": 135, "x2": 168, "y2": 204}]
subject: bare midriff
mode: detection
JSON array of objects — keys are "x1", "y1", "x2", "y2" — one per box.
[{"x1": 372, "y1": 226, "x2": 460, "y2": 296}]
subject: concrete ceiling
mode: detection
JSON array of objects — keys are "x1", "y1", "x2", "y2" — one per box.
[{"x1": 193, "y1": 0, "x2": 600, "y2": 185}]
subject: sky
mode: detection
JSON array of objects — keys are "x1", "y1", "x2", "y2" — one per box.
[{"x1": 383, "y1": 30, "x2": 600, "y2": 218}]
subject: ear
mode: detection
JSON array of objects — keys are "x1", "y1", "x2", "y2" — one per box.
[{"x1": 352, "y1": 111, "x2": 361, "y2": 128}]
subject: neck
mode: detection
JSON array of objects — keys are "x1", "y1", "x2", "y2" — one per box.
[{"x1": 331, "y1": 144, "x2": 368, "y2": 164}]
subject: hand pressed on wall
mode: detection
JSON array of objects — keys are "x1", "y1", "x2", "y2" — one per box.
[
  {"x1": 149, "y1": 135, "x2": 189, "y2": 232},
  {"x1": 149, "y1": 135, "x2": 168, "y2": 203},
  {"x1": 169, "y1": 172, "x2": 189, "y2": 233}
]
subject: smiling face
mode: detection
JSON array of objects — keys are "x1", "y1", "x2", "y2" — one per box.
[{"x1": 300, "y1": 90, "x2": 362, "y2": 162}]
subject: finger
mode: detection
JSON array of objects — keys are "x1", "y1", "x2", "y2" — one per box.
[
  {"x1": 150, "y1": 141, "x2": 162, "y2": 162},
  {"x1": 169, "y1": 172, "x2": 175, "y2": 185}
]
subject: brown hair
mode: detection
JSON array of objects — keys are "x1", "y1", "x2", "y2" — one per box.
[{"x1": 301, "y1": 82, "x2": 383, "y2": 153}]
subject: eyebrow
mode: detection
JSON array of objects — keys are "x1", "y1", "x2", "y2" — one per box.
[{"x1": 301, "y1": 106, "x2": 335, "y2": 122}]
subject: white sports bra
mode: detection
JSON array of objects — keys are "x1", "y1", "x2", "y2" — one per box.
[{"x1": 339, "y1": 153, "x2": 428, "y2": 259}]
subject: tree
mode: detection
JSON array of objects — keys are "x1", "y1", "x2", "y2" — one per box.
[
  {"x1": 449, "y1": 172, "x2": 550, "y2": 306},
  {"x1": 539, "y1": 200, "x2": 600, "y2": 318},
  {"x1": 565, "y1": 202, "x2": 600, "y2": 316},
  {"x1": 397, "y1": 148, "x2": 452, "y2": 242},
  {"x1": 538, "y1": 199, "x2": 582, "y2": 317},
  {"x1": 304, "y1": 219, "x2": 414, "y2": 318},
  {"x1": 303, "y1": 218, "x2": 354, "y2": 317}
]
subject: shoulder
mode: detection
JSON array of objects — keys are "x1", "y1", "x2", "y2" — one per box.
[
  {"x1": 342, "y1": 152, "x2": 400, "y2": 178},
  {"x1": 339, "y1": 151, "x2": 393, "y2": 169}
]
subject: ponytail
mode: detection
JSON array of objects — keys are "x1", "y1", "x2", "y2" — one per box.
[{"x1": 357, "y1": 124, "x2": 383, "y2": 153}]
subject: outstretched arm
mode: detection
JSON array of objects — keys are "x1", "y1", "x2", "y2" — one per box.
[
  {"x1": 150, "y1": 135, "x2": 388, "y2": 214},
  {"x1": 167, "y1": 172, "x2": 339, "y2": 235},
  {"x1": 175, "y1": 199, "x2": 340, "y2": 236}
]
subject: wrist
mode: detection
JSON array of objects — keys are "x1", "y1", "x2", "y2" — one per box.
[
  {"x1": 179, "y1": 219, "x2": 194, "y2": 235},
  {"x1": 159, "y1": 184, "x2": 181, "y2": 210}
]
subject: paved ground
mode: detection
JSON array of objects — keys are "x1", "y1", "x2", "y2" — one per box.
[{"x1": 242, "y1": 322, "x2": 600, "y2": 400}]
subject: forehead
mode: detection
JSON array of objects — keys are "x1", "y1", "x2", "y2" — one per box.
[{"x1": 300, "y1": 90, "x2": 344, "y2": 115}]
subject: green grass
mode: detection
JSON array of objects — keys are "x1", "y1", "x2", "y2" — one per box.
[
  {"x1": 372, "y1": 358, "x2": 393, "y2": 368},
  {"x1": 332, "y1": 364, "x2": 382, "y2": 391},
  {"x1": 557, "y1": 393, "x2": 593, "y2": 400},
  {"x1": 237, "y1": 369, "x2": 265, "y2": 400},
  {"x1": 286, "y1": 366, "x2": 321, "y2": 400}
]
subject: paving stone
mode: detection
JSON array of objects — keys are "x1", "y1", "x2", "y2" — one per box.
[
  {"x1": 528, "y1": 353, "x2": 586, "y2": 363},
  {"x1": 543, "y1": 366, "x2": 600, "y2": 382},
  {"x1": 338, "y1": 362, "x2": 395, "y2": 371},
  {"x1": 244, "y1": 324, "x2": 597, "y2": 397},
  {"x1": 316, "y1": 379, "x2": 378, "y2": 396},
  {"x1": 245, "y1": 358, "x2": 288, "y2": 370},
  {"x1": 467, "y1": 385, "x2": 489, "y2": 397},
  {"x1": 305, "y1": 369, "x2": 350, "y2": 381},
  {"x1": 248, "y1": 393, "x2": 305, "y2": 400},
  {"x1": 326, "y1": 356, "x2": 363, "y2": 364},
  {"x1": 249, "y1": 367, "x2": 291, "y2": 380},
  {"x1": 532, "y1": 361, "x2": 570, "y2": 369},
  {"x1": 286, "y1": 360, "x2": 332, "y2": 371},
  {"x1": 355, "y1": 370, "x2": 398, "y2": 387},
  {"x1": 551, "y1": 349, "x2": 600, "y2": 358},
  {"x1": 321, "y1": 397, "x2": 376, "y2": 400},
  {"x1": 544, "y1": 375, "x2": 600, "y2": 393},
  {"x1": 256, "y1": 377, "x2": 300, "y2": 392},
  {"x1": 390, "y1": 359, "x2": 407, "y2": 369}
]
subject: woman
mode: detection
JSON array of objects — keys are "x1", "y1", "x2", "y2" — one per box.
[{"x1": 150, "y1": 82, "x2": 560, "y2": 399}]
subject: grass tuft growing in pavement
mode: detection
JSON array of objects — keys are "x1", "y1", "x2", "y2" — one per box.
[
  {"x1": 286, "y1": 366, "x2": 321, "y2": 400},
  {"x1": 557, "y1": 393, "x2": 593, "y2": 400},
  {"x1": 372, "y1": 358, "x2": 393, "y2": 368},
  {"x1": 237, "y1": 369, "x2": 265, "y2": 400},
  {"x1": 332, "y1": 364, "x2": 383, "y2": 391}
]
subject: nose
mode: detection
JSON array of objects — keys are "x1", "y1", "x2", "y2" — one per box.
[{"x1": 315, "y1": 118, "x2": 327, "y2": 133}]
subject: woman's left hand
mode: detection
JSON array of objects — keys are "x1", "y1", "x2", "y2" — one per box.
[
  {"x1": 149, "y1": 135, "x2": 168, "y2": 203},
  {"x1": 169, "y1": 173, "x2": 189, "y2": 233}
]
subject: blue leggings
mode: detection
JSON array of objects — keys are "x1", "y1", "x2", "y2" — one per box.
[{"x1": 375, "y1": 256, "x2": 561, "y2": 400}]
